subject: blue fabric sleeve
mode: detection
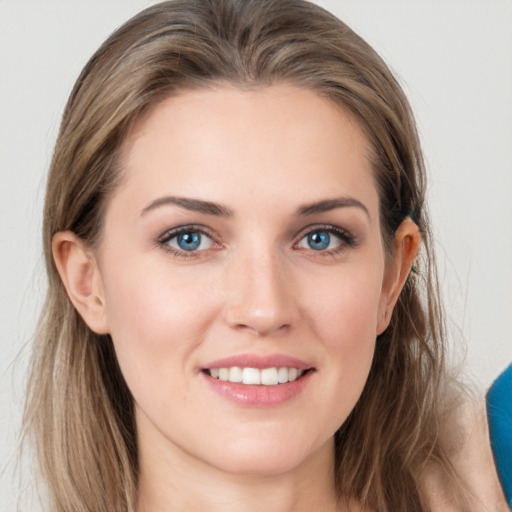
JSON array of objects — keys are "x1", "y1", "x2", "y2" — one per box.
[{"x1": 486, "y1": 364, "x2": 512, "y2": 508}]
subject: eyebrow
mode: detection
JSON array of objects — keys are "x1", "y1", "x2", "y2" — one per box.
[
  {"x1": 297, "y1": 197, "x2": 370, "y2": 219},
  {"x1": 140, "y1": 196, "x2": 234, "y2": 217},
  {"x1": 140, "y1": 195, "x2": 369, "y2": 219}
]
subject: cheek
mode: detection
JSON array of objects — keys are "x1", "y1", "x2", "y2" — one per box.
[
  {"x1": 303, "y1": 265, "x2": 383, "y2": 403},
  {"x1": 99, "y1": 254, "x2": 218, "y2": 386},
  {"x1": 307, "y1": 263, "x2": 383, "y2": 343}
]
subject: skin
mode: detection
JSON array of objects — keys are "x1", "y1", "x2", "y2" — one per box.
[
  {"x1": 53, "y1": 84, "x2": 420, "y2": 512},
  {"x1": 423, "y1": 399, "x2": 509, "y2": 512}
]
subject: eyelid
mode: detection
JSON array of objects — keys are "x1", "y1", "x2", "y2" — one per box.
[
  {"x1": 157, "y1": 224, "x2": 222, "y2": 256},
  {"x1": 293, "y1": 223, "x2": 357, "y2": 252},
  {"x1": 156, "y1": 222, "x2": 357, "y2": 258},
  {"x1": 158, "y1": 223, "x2": 209, "y2": 241}
]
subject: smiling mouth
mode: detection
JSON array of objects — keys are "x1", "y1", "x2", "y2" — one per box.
[{"x1": 203, "y1": 367, "x2": 312, "y2": 386}]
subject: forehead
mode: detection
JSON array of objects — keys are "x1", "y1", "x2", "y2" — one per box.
[{"x1": 113, "y1": 84, "x2": 378, "y2": 218}]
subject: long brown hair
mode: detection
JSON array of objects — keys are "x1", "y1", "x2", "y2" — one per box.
[{"x1": 24, "y1": 1, "x2": 464, "y2": 510}]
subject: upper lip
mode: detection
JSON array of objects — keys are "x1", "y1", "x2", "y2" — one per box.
[{"x1": 202, "y1": 353, "x2": 314, "y2": 370}]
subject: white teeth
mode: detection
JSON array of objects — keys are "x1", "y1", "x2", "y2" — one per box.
[
  {"x1": 207, "y1": 366, "x2": 307, "y2": 385},
  {"x1": 277, "y1": 367, "x2": 289, "y2": 383},
  {"x1": 229, "y1": 366, "x2": 243, "y2": 383},
  {"x1": 242, "y1": 367, "x2": 261, "y2": 385},
  {"x1": 261, "y1": 367, "x2": 278, "y2": 386}
]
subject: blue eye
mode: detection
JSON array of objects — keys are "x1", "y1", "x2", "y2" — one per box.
[
  {"x1": 296, "y1": 226, "x2": 352, "y2": 253},
  {"x1": 162, "y1": 228, "x2": 215, "y2": 253},
  {"x1": 176, "y1": 232, "x2": 201, "y2": 251},
  {"x1": 307, "y1": 231, "x2": 331, "y2": 251}
]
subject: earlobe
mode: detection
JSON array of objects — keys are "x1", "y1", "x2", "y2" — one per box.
[
  {"x1": 376, "y1": 218, "x2": 421, "y2": 335},
  {"x1": 52, "y1": 231, "x2": 109, "y2": 334}
]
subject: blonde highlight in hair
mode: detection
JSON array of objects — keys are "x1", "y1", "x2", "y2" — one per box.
[{"x1": 24, "y1": 1, "x2": 466, "y2": 510}]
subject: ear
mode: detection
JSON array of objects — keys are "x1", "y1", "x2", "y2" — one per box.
[
  {"x1": 52, "y1": 231, "x2": 109, "y2": 334},
  {"x1": 376, "y1": 218, "x2": 421, "y2": 335}
]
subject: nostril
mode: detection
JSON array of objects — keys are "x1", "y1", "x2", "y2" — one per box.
[
  {"x1": 231, "y1": 319, "x2": 292, "y2": 337},
  {"x1": 224, "y1": 301, "x2": 295, "y2": 336}
]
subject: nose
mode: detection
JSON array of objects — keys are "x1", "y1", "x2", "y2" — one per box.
[{"x1": 223, "y1": 250, "x2": 298, "y2": 337}]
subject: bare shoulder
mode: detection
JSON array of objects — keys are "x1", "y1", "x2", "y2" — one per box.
[{"x1": 422, "y1": 395, "x2": 508, "y2": 512}]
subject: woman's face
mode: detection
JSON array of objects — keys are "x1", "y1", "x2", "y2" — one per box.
[{"x1": 93, "y1": 84, "x2": 396, "y2": 475}]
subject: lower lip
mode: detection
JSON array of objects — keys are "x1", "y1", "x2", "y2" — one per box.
[{"x1": 200, "y1": 371, "x2": 313, "y2": 407}]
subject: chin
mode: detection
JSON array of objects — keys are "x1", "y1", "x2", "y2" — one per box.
[
  {"x1": 215, "y1": 453, "x2": 307, "y2": 477},
  {"x1": 205, "y1": 434, "x2": 330, "y2": 477}
]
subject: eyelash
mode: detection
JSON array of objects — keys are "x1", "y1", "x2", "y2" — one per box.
[
  {"x1": 157, "y1": 224, "x2": 219, "y2": 259},
  {"x1": 157, "y1": 224, "x2": 357, "y2": 259},
  {"x1": 293, "y1": 224, "x2": 358, "y2": 257}
]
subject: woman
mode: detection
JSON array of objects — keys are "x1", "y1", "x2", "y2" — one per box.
[{"x1": 22, "y1": 0, "x2": 507, "y2": 511}]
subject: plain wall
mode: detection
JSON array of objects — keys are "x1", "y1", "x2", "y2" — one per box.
[{"x1": 1, "y1": 0, "x2": 511, "y2": 509}]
